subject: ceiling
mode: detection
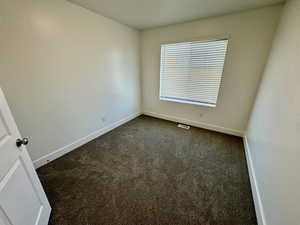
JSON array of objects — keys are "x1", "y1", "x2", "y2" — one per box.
[{"x1": 67, "y1": 0, "x2": 284, "y2": 30}]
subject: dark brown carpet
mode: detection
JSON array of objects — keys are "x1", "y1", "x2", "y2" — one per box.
[{"x1": 37, "y1": 115, "x2": 257, "y2": 225}]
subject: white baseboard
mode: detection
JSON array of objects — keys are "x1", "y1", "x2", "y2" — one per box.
[
  {"x1": 33, "y1": 112, "x2": 141, "y2": 169},
  {"x1": 143, "y1": 111, "x2": 244, "y2": 137},
  {"x1": 243, "y1": 136, "x2": 266, "y2": 225}
]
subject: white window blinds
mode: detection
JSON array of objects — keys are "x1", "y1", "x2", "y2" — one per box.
[{"x1": 160, "y1": 39, "x2": 228, "y2": 107}]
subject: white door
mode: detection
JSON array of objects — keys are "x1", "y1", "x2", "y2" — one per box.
[{"x1": 0, "y1": 88, "x2": 51, "y2": 225}]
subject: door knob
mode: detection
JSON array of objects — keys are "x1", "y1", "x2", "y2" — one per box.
[{"x1": 16, "y1": 138, "x2": 29, "y2": 147}]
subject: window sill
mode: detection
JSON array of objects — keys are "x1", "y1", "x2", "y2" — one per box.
[{"x1": 160, "y1": 97, "x2": 216, "y2": 108}]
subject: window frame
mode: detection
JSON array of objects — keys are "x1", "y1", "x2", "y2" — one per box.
[{"x1": 159, "y1": 36, "x2": 229, "y2": 108}]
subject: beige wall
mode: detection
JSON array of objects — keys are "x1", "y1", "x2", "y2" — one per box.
[
  {"x1": 141, "y1": 5, "x2": 283, "y2": 136},
  {"x1": 246, "y1": 0, "x2": 300, "y2": 224},
  {"x1": 0, "y1": 0, "x2": 141, "y2": 162}
]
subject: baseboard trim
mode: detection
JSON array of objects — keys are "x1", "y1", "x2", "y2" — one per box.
[
  {"x1": 243, "y1": 136, "x2": 266, "y2": 225},
  {"x1": 143, "y1": 111, "x2": 244, "y2": 137},
  {"x1": 33, "y1": 112, "x2": 141, "y2": 169}
]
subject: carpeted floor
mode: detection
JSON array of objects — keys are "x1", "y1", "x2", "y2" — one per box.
[{"x1": 37, "y1": 115, "x2": 257, "y2": 225}]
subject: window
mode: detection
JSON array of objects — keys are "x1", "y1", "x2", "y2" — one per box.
[{"x1": 159, "y1": 39, "x2": 228, "y2": 107}]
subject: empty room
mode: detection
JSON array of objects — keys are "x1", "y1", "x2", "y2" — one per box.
[{"x1": 0, "y1": 0, "x2": 299, "y2": 225}]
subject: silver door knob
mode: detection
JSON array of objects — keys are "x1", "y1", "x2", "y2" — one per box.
[{"x1": 16, "y1": 138, "x2": 29, "y2": 147}]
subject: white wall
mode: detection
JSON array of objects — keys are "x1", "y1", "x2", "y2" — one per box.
[
  {"x1": 0, "y1": 0, "x2": 141, "y2": 164},
  {"x1": 141, "y1": 5, "x2": 283, "y2": 136},
  {"x1": 246, "y1": 0, "x2": 300, "y2": 224}
]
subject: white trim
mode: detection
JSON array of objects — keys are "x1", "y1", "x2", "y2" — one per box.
[
  {"x1": 143, "y1": 111, "x2": 243, "y2": 137},
  {"x1": 243, "y1": 136, "x2": 267, "y2": 225},
  {"x1": 33, "y1": 112, "x2": 141, "y2": 169},
  {"x1": 160, "y1": 97, "x2": 216, "y2": 108},
  {"x1": 159, "y1": 34, "x2": 231, "y2": 45}
]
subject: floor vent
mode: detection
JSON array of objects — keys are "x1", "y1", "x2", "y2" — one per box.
[{"x1": 177, "y1": 124, "x2": 190, "y2": 130}]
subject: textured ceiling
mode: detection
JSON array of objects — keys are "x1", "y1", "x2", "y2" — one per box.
[{"x1": 68, "y1": 0, "x2": 284, "y2": 29}]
